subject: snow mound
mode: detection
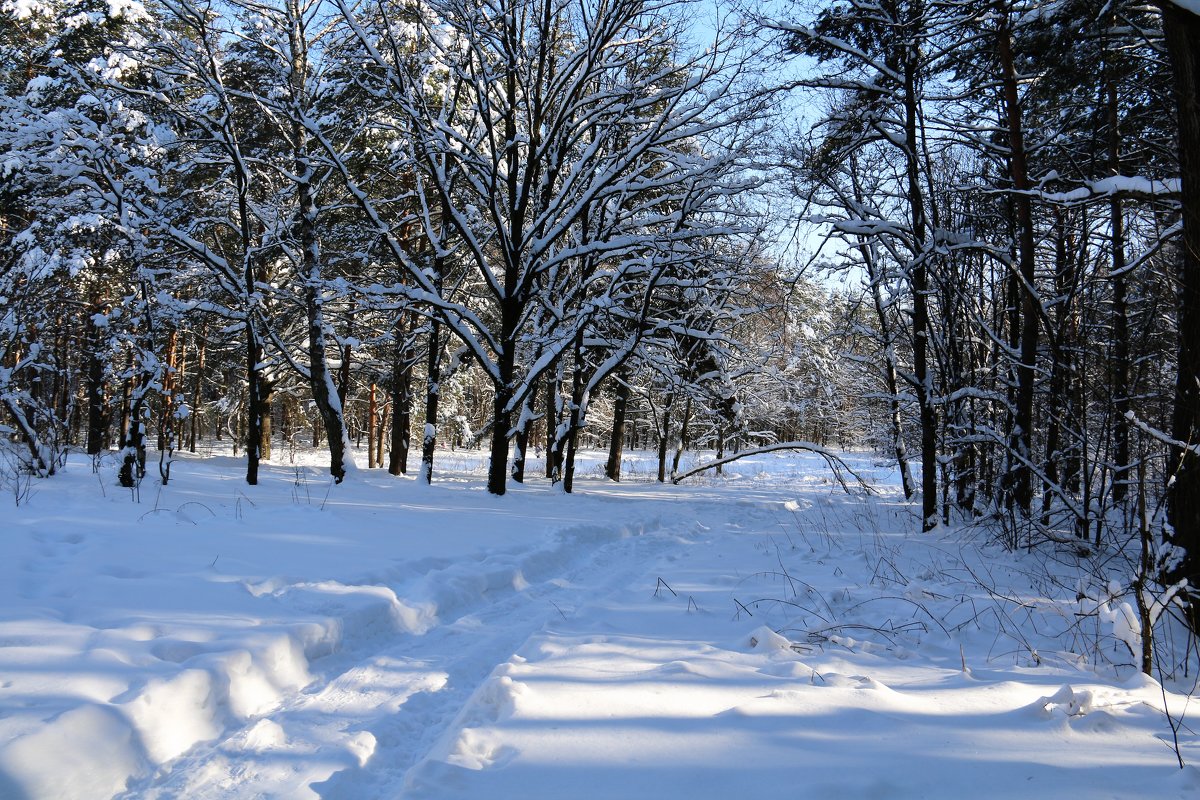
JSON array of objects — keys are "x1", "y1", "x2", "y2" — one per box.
[
  {"x1": 0, "y1": 704, "x2": 145, "y2": 799},
  {"x1": 1029, "y1": 684, "x2": 1095, "y2": 718},
  {"x1": 742, "y1": 625, "x2": 794, "y2": 653}
]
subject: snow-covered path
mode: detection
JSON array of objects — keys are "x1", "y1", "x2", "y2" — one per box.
[
  {"x1": 125, "y1": 500, "x2": 675, "y2": 798},
  {"x1": 2, "y1": 449, "x2": 1198, "y2": 799}
]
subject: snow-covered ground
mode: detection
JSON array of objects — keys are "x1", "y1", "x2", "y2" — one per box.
[{"x1": 1, "y1": 445, "x2": 1197, "y2": 799}]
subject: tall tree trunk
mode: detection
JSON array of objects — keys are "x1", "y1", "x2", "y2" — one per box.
[
  {"x1": 657, "y1": 391, "x2": 675, "y2": 483},
  {"x1": 119, "y1": 372, "x2": 149, "y2": 488},
  {"x1": 189, "y1": 334, "x2": 205, "y2": 453},
  {"x1": 85, "y1": 296, "x2": 108, "y2": 457},
  {"x1": 901, "y1": 22, "x2": 938, "y2": 530},
  {"x1": 235, "y1": 159, "x2": 264, "y2": 485},
  {"x1": 420, "y1": 316, "x2": 441, "y2": 484},
  {"x1": 997, "y1": 17, "x2": 1038, "y2": 515},
  {"x1": 338, "y1": 337, "x2": 352, "y2": 409},
  {"x1": 1043, "y1": 209, "x2": 1074, "y2": 526},
  {"x1": 119, "y1": 349, "x2": 132, "y2": 450},
  {"x1": 605, "y1": 372, "x2": 629, "y2": 482},
  {"x1": 562, "y1": 332, "x2": 587, "y2": 494},
  {"x1": 368, "y1": 382, "x2": 378, "y2": 468},
  {"x1": 1162, "y1": 0, "x2": 1200, "y2": 634},
  {"x1": 1107, "y1": 70, "x2": 1131, "y2": 505},
  {"x1": 486, "y1": 298, "x2": 520, "y2": 495},
  {"x1": 545, "y1": 367, "x2": 560, "y2": 479},
  {"x1": 849, "y1": 151, "x2": 914, "y2": 499},
  {"x1": 671, "y1": 396, "x2": 693, "y2": 477},
  {"x1": 159, "y1": 328, "x2": 178, "y2": 451},
  {"x1": 376, "y1": 399, "x2": 388, "y2": 468},
  {"x1": 298, "y1": 176, "x2": 349, "y2": 481},
  {"x1": 389, "y1": 324, "x2": 413, "y2": 476},
  {"x1": 511, "y1": 381, "x2": 538, "y2": 484},
  {"x1": 871, "y1": 251, "x2": 915, "y2": 500},
  {"x1": 240, "y1": 228, "x2": 263, "y2": 485},
  {"x1": 259, "y1": 377, "x2": 274, "y2": 462}
]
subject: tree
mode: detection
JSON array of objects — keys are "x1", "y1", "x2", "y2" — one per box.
[
  {"x1": 325, "y1": 0, "x2": 763, "y2": 494},
  {"x1": 1160, "y1": 0, "x2": 1200, "y2": 633},
  {"x1": 771, "y1": 0, "x2": 957, "y2": 528}
]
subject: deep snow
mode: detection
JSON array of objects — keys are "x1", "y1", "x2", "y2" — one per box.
[{"x1": 0, "y1": 445, "x2": 1197, "y2": 799}]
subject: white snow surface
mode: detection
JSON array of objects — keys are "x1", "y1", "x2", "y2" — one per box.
[{"x1": 1, "y1": 446, "x2": 1197, "y2": 799}]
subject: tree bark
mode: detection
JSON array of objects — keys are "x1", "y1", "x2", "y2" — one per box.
[
  {"x1": 671, "y1": 396, "x2": 693, "y2": 477},
  {"x1": 486, "y1": 297, "x2": 520, "y2": 495},
  {"x1": 1162, "y1": 0, "x2": 1200, "y2": 634},
  {"x1": 545, "y1": 367, "x2": 560, "y2": 479},
  {"x1": 1042, "y1": 209, "x2": 1075, "y2": 526},
  {"x1": 420, "y1": 316, "x2": 442, "y2": 484},
  {"x1": 299, "y1": 190, "x2": 348, "y2": 482},
  {"x1": 158, "y1": 328, "x2": 178, "y2": 452},
  {"x1": 259, "y1": 377, "x2": 273, "y2": 462},
  {"x1": 561, "y1": 332, "x2": 588, "y2": 493},
  {"x1": 1107, "y1": 67, "x2": 1131, "y2": 505},
  {"x1": 368, "y1": 381, "x2": 378, "y2": 468},
  {"x1": 997, "y1": 17, "x2": 1039, "y2": 515},
  {"x1": 848, "y1": 151, "x2": 914, "y2": 499},
  {"x1": 605, "y1": 372, "x2": 629, "y2": 482},
  {"x1": 189, "y1": 333, "x2": 204, "y2": 453},
  {"x1": 656, "y1": 391, "x2": 675, "y2": 483},
  {"x1": 389, "y1": 324, "x2": 413, "y2": 476},
  {"x1": 511, "y1": 381, "x2": 538, "y2": 484},
  {"x1": 900, "y1": 11, "x2": 938, "y2": 530},
  {"x1": 85, "y1": 295, "x2": 109, "y2": 457}
]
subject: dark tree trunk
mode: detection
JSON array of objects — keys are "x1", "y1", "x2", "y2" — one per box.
[
  {"x1": 997, "y1": 18, "x2": 1038, "y2": 515},
  {"x1": 562, "y1": 334, "x2": 588, "y2": 494},
  {"x1": 849, "y1": 151, "x2": 914, "y2": 499},
  {"x1": 294, "y1": 114, "x2": 349, "y2": 482},
  {"x1": 189, "y1": 333, "x2": 205, "y2": 453},
  {"x1": 605, "y1": 372, "x2": 629, "y2": 482},
  {"x1": 545, "y1": 367, "x2": 560, "y2": 479},
  {"x1": 487, "y1": 384, "x2": 513, "y2": 494},
  {"x1": 259, "y1": 377, "x2": 274, "y2": 462},
  {"x1": 158, "y1": 329, "x2": 178, "y2": 452},
  {"x1": 119, "y1": 380, "x2": 147, "y2": 488},
  {"x1": 511, "y1": 381, "x2": 538, "y2": 484},
  {"x1": 657, "y1": 391, "x2": 675, "y2": 483},
  {"x1": 1162, "y1": 0, "x2": 1200, "y2": 634},
  {"x1": 420, "y1": 317, "x2": 441, "y2": 484},
  {"x1": 338, "y1": 338, "x2": 352, "y2": 409},
  {"x1": 368, "y1": 382, "x2": 378, "y2": 469},
  {"x1": 486, "y1": 297, "x2": 521, "y2": 495},
  {"x1": 119, "y1": 349, "x2": 132, "y2": 452},
  {"x1": 376, "y1": 398, "x2": 388, "y2": 468},
  {"x1": 240, "y1": 231, "x2": 263, "y2": 486},
  {"x1": 671, "y1": 397, "x2": 693, "y2": 477},
  {"x1": 870, "y1": 248, "x2": 914, "y2": 500},
  {"x1": 389, "y1": 326, "x2": 414, "y2": 476},
  {"x1": 1107, "y1": 71, "x2": 1131, "y2": 505},
  {"x1": 901, "y1": 26, "x2": 938, "y2": 530},
  {"x1": 1042, "y1": 209, "x2": 1075, "y2": 526},
  {"x1": 85, "y1": 299, "x2": 108, "y2": 457}
]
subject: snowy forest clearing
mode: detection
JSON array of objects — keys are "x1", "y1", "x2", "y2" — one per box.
[{"x1": 1, "y1": 448, "x2": 1196, "y2": 799}]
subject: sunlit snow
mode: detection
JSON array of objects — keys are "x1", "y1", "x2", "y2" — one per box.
[{"x1": 0, "y1": 446, "x2": 1196, "y2": 799}]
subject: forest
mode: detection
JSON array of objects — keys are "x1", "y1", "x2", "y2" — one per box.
[{"x1": 3, "y1": 0, "x2": 1200, "y2": 675}]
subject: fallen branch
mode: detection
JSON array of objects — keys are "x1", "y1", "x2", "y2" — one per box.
[{"x1": 671, "y1": 441, "x2": 873, "y2": 494}]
